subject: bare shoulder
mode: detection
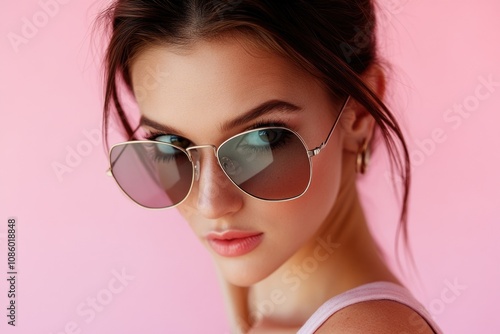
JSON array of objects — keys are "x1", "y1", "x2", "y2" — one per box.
[{"x1": 315, "y1": 300, "x2": 435, "y2": 334}]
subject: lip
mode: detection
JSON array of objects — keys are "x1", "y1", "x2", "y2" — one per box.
[{"x1": 206, "y1": 231, "x2": 264, "y2": 257}]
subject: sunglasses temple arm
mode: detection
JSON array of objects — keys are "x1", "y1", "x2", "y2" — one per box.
[
  {"x1": 106, "y1": 124, "x2": 145, "y2": 176},
  {"x1": 106, "y1": 147, "x2": 127, "y2": 176},
  {"x1": 309, "y1": 95, "x2": 350, "y2": 157},
  {"x1": 106, "y1": 144, "x2": 158, "y2": 183}
]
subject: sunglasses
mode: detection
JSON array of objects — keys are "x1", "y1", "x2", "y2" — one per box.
[{"x1": 107, "y1": 96, "x2": 350, "y2": 209}]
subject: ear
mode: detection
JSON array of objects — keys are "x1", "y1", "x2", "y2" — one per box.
[{"x1": 341, "y1": 64, "x2": 386, "y2": 153}]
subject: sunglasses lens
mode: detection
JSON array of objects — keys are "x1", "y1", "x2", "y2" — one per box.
[
  {"x1": 109, "y1": 142, "x2": 193, "y2": 208},
  {"x1": 218, "y1": 128, "x2": 311, "y2": 200}
]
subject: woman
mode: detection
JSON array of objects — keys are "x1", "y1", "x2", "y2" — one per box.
[{"x1": 98, "y1": 1, "x2": 442, "y2": 332}]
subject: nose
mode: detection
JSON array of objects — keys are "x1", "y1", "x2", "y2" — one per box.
[{"x1": 189, "y1": 147, "x2": 244, "y2": 219}]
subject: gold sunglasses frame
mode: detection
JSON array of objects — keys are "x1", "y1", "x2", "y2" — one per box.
[{"x1": 107, "y1": 96, "x2": 350, "y2": 209}]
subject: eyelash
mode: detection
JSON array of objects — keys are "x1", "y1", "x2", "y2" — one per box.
[
  {"x1": 142, "y1": 130, "x2": 168, "y2": 141},
  {"x1": 249, "y1": 120, "x2": 289, "y2": 130},
  {"x1": 142, "y1": 120, "x2": 294, "y2": 142}
]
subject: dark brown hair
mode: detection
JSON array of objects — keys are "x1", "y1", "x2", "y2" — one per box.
[{"x1": 96, "y1": 0, "x2": 412, "y2": 259}]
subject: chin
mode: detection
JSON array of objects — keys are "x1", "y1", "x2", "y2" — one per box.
[{"x1": 213, "y1": 254, "x2": 278, "y2": 287}]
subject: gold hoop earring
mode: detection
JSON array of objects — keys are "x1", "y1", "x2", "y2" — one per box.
[{"x1": 356, "y1": 138, "x2": 370, "y2": 174}]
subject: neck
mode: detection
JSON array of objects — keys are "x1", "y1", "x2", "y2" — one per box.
[{"x1": 247, "y1": 155, "x2": 399, "y2": 330}]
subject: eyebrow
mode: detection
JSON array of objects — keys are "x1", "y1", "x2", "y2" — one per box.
[{"x1": 139, "y1": 99, "x2": 302, "y2": 135}]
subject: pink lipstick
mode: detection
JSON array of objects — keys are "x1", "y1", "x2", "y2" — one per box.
[{"x1": 206, "y1": 231, "x2": 263, "y2": 257}]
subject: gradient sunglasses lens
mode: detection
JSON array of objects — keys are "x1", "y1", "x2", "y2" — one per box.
[
  {"x1": 217, "y1": 128, "x2": 311, "y2": 200},
  {"x1": 109, "y1": 142, "x2": 193, "y2": 209},
  {"x1": 109, "y1": 128, "x2": 311, "y2": 208}
]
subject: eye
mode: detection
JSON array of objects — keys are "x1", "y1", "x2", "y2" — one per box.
[
  {"x1": 245, "y1": 129, "x2": 285, "y2": 147},
  {"x1": 149, "y1": 135, "x2": 191, "y2": 159},
  {"x1": 155, "y1": 135, "x2": 191, "y2": 149}
]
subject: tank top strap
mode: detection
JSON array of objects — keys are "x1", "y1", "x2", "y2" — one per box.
[{"x1": 297, "y1": 281, "x2": 442, "y2": 333}]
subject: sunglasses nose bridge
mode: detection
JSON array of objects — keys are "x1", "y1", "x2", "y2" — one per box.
[{"x1": 186, "y1": 145, "x2": 218, "y2": 182}]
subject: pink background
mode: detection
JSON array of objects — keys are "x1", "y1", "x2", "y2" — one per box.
[{"x1": 1, "y1": 0, "x2": 499, "y2": 333}]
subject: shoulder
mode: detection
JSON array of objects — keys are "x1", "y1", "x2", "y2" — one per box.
[{"x1": 315, "y1": 300, "x2": 435, "y2": 334}]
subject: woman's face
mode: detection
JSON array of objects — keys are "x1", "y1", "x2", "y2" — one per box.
[{"x1": 131, "y1": 36, "x2": 347, "y2": 286}]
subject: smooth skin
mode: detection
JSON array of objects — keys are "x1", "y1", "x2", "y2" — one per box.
[{"x1": 131, "y1": 34, "x2": 433, "y2": 333}]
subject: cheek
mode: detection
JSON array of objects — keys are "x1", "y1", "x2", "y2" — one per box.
[
  {"x1": 270, "y1": 140, "x2": 343, "y2": 240},
  {"x1": 248, "y1": 138, "x2": 343, "y2": 267},
  {"x1": 176, "y1": 204, "x2": 201, "y2": 235},
  {"x1": 309, "y1": 142, "x2": 344, "y2": 209}
]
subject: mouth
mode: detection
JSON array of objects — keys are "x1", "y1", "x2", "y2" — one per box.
[{"x1": 206, "y1": 231, "x2": 264, "y2": 257}]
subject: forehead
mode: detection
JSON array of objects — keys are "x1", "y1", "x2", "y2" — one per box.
[{"x1": 130, "y1": 36, "x2": 331, "y2": 139}]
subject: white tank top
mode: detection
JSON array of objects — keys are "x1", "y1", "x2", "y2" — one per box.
[{"x1": 297, "y1": 281, "x2": 442, "y2": 333}]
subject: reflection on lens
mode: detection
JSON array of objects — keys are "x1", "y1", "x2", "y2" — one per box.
[
  {"x1": 218, "y1": 128, "x2": 310, "y2": 200},
  {"x1": 109, "y1": 142, "x2": 193, "y2": 208}
]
